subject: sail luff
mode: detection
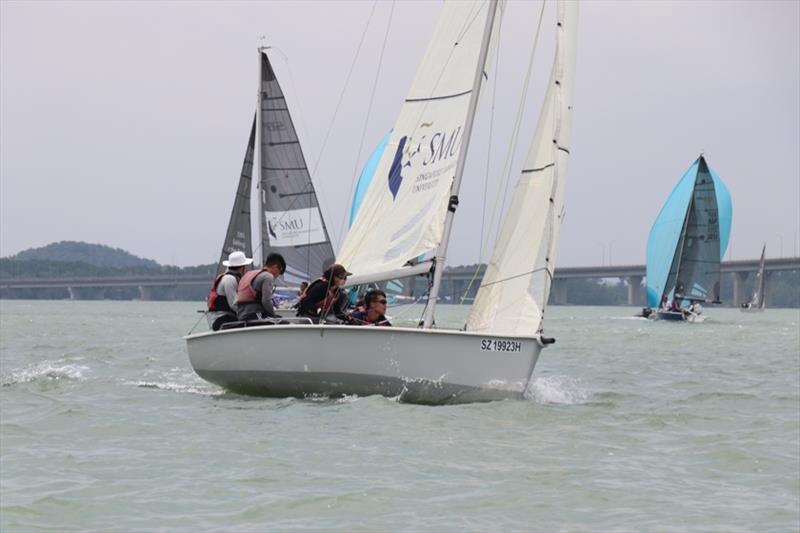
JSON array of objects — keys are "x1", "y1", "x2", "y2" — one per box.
[
  {"x1": 254, "y1": 46, "x2": 266, "y2": 267},
  {"x1": 466, "y1": 1, "x2": 579, "y2": 336},
  {"x1": 217, "y1": 116, "x2": 257, "y2": 274},
  {"x1": 662, "y1": 191, "x2": 693, "y2": 303},
  {"x1": 422, "y1": 0, "x2": 500, "y2": 328},
  {"x1": 751, "y1": 243, "x2": 766, "y2": 307},
  {"x1": 758, "y1": 244, "x2": 767, "y2": 308},
  {"x1": 337, "y1": 0, "x2": 505, "y2": 288},
  {"x1": 257, "y1": 49, "x2": 336, "y2": 284}
]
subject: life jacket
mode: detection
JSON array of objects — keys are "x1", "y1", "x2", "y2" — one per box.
[
  {"x1": 297, "y1": 277, "x2": 340, "y2": 317},
  {"x1": 236, "y1": 268, "x2": 268, "y2": 305},
  {"x1": 207, "y1": 271, "x2": 241, "y2": 312}
]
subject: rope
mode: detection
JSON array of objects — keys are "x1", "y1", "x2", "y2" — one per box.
[
  {"x1": 337, "y1": 0, "x2": 396, "y2": 243},
  {"x1": 458, "y1": 0, "x2": 547, "y2": 306}
]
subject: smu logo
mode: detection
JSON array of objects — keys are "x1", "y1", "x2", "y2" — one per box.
[
  {"x1": 386, "y1": 124, "x2": 463, "y2": 201},
  {"x1": 387, "y1": 136, "x2": 408, "y2": 200}
]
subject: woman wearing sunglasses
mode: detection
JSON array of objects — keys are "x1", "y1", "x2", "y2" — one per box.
[{"x1": 348, "y1": 289, "x2": 392, "y2": 327}]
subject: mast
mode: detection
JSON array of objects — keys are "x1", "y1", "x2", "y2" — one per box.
[
  {"x1": 422, "y1": 0, "x2": 499, "y2": 328},
  {"x1": 254, "y1": 46, "x2": 266, "y2": 266}
]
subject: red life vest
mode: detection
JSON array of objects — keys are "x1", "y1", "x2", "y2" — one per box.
[
  {"x1": 236, "y1": 268, "x2": 267, "y2": 305},
  {"x1": 207, "y1": 271, "x2": 241, "y2": 312}
]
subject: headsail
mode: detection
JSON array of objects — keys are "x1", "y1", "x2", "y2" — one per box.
[
  {"x1": 216, "y1": 116, "x2": 256, "y2": 274},
  {"x1": 258, "y1": 50, "x2": 335, "y2": 284},
  {"x1": 337, "y1": 0, "x2": 503, "y2": 283},
  {"x1": 467, "y1": 1, "x2": 579, "y2": 335},
  {"x1": 645, "y1": 155, "x2": 732, "y2": 307}
]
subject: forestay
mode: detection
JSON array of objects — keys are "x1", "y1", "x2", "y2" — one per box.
[
  {"x1": 337, "y1": 1, "x2": 503, "y2": 281},
  {"x1": 258, "y1": 51, "x2": 335, "y2": 283},
  {"x1": 467, "y1": 2, "x2": 578, "y2": 336},
  {"x1": 216, "y1": 117, "x2": 256, "y2": 274}
]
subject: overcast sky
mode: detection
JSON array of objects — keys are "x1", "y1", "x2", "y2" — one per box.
[{"x1": 1, "y1": 0, "x2": 798, "y2": 268}]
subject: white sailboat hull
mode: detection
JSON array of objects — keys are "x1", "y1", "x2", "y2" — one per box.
[{"x1": 185, "y1": 325, "x2": 544, "y2": 404}]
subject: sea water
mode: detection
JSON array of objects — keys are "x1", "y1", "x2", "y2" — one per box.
[{"x1": 1, "y1": 300, "x2": 798, "y2": 532}]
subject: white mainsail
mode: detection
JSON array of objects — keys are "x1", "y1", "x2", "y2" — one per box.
[
  {"x1": 337, "y1": 1, "x2": 503, "y2": 281},
  {"x1": 467, "y1": 1, "x2": 578, "y2": 335}
]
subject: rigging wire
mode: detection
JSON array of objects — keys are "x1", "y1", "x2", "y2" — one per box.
[
  {"x1": 337, "y1": 0, "x2": 396, "y2": 244},
  {"x1": 338, "y1": 1, "x2": 489, "y2": 274},
  {"x1": 459, "y1": 10, "x2": 503, "y2": 306},
  {"x1": 308, "y1": 0, "x2": 380, "y2": 207},
  {"x1": 493, "y1": 0, "x2": 547, "y2": 245},
  {"x1": 458, "y1": 0, "x2": 547, "y2": 306},
  {"x1": 248, "y1": 5, "x2": 379, "y2": 280}
]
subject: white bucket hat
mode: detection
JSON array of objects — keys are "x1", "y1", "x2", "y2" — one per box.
[{"x1": 222, "y1": 250, "x2": 253, "y2": 268}]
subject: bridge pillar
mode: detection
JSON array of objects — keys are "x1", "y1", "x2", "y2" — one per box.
[
  {"x1": 138, "y1": 285, "x2": 177, "y2": 301},
  {"x1": 552, "y1": 280, "x2": 568, "y2": 305},
  {"x1": 731, "y1": 271, "x2": 747, "y2": 307},
  {"x1": 627, "y1": 275, "x2": 643, "y2": 306},
  {"x1": 764, "y1": 271, "x2": 774, "y2": 307},
  {"x1": 67, "y1": 286, "x2": 106, "y2": 300}
]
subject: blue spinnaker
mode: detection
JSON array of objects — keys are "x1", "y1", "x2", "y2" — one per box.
[
  {"x1": 349, "y1": 130, "x2": 392, "y2": 228},
  {"x1": 645, "y1": 156, "x2": 732, "y2": 308}
]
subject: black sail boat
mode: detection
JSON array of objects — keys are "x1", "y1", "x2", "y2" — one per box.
[{"x1": 214, "y1": 48, "x2": 335, "y2": 283}]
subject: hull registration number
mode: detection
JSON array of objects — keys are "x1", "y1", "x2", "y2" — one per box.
[{"x1": 480, "y1": 339, "x2": 522, "y2": 352}]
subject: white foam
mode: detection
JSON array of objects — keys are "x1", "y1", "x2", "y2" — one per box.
[
  {"x1": 524, "y1": 375, "x2": 590, "y2": 405},
  {"x1": 129, "y1": 380, "x2": 224, "y2": 396},
  {"x1": 1, "y1": 361, "x2": 89, "y2": 386}
]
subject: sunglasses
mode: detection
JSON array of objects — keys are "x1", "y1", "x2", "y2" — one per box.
[
  {"x1": 375, "y1": 299, "x2": 387, "y2": 305},
  {"x1": 335, "y1": 275, "x2": 347, "y2": 280}
]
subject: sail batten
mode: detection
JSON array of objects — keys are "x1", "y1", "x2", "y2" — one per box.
[
  {"x1": 216, "y1": 116, "x2": 256, "y2": 274},
  {"x1": 466, "y1": 1, "x2": 579, "y2": 336},
  {"x1": 338, "y1": 1, "x2": 504, "y2": 283},
  {"x1": 258, "y1": 50, "x2": 335, "y2": 284}
]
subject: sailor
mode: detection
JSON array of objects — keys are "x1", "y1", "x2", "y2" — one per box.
[
  {"x1": 207, "y1": 251, "x2": 252, "y2": 331},
  {"x1": 347, "y1": 289, "x2": 392, "y2": 326},
  {"x1": 235, "y1": 252, "x2": 286, "y2": 322},
  {"x1": 296, "y1": 263, "x2": 351, "y2": 323}
]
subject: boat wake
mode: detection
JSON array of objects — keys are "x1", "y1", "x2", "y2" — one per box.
[
  {"x1": 1, "y1": 360, "x2": 89, "y2": 387},
  {"x1": 524, "y1": 375, "x2": 591, "y2": 405},
  {"x1": 131, "y1": 380, "x2": 224, "y2": 396}
]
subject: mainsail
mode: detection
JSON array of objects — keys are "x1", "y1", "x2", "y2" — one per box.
[
  {"x1": 467, "y1": 1, "x2": 578, "y2": 335},
  {"x1": 257, "y1": 50, "x2": 335, "y2": 284},
  {"x1": 337, "y1": 1, "x2": 503, "y2": 283},
  {"x1": 646, "y1": 155, "x2": 732, "y2": 307},
  {"x1": 216, "y1": 116, "x2": 256, "y2": 274}
]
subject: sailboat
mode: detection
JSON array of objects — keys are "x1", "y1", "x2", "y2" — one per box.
[
  {"x1": 212, "y1": 49, "x2": 335, "y2": 284},
  {"x1": 741, "y1": 244, "x2": 767, "y2": 312},
  {"x1": 186, "y1": 0, "x2": 578, "y2": 404},
  {"x1": 645, "y1": 155, "x2": 732, "y2": 322}
]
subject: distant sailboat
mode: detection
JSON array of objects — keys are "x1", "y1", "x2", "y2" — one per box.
[
  {"x1": 741, "y1": 244, "x2": 767, "y2": 312},
  {"x1": 213, "y1": 48, "x2": 335, "y2": 282},
  {"x1": 645, "y1": 155, "x2": 733, "y2": 322}
]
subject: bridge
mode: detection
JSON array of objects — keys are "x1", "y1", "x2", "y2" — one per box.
[{"x1": 1, "y1": 257, "x2": 797, "y2": 305}]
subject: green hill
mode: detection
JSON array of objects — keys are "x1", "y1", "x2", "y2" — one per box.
[{"x1": 9, "y1": 241, "x2": 159, "y2": 268}]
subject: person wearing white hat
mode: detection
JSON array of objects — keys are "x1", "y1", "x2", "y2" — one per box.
[{"x1": 207, "y1": 250, "x2": 253, "y2": 330}]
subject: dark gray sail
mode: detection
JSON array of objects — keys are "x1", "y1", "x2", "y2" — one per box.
[
  {"x1": 663, "y1": 156, "x2": 721, "y2": 303},
  {"x1": 258, "y1": 51, "x2": 335, "y2": 284},
  {"x1": 216, "y1": 116, "x2": 256, "y2": 274}
]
